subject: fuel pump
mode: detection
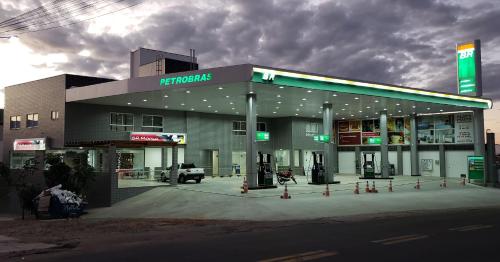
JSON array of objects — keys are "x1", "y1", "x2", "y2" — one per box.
[
  {"x1": 362, "y1": 152, "x2": 376, "y2": 178},
  {"x1": 257, "y1": 151, "x2": 274, "y2": 186},
  {"x1": 311, "y1": 151, "x2": 326, "y2": 184}
]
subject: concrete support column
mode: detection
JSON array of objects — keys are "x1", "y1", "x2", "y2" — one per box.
[
  {"x1": 355, "y1": 146, "x2": 361, "y2": 175},
  {"x1": 486, "y1": 132, "x2": 497, "y2": 186},
  {"x1": 380, "y1": 111, "x2": 389, "y2": 177},
  {"x1": 410, "y1": 114, "x2": 420, "y2": 176},
  {"x1": 323, "y1": 103, "x2": 334, "y2": 183},
  {"x1": 246, "y1": 93, "x2": 258, "y2": 188},
  {"x1": 332, "y1": 143, "x2": 339, "y2": 174},
  {"x1": 397, "y1": 145, "x2": 403, "y2": 176},
  {"x1": 473, "y1": 108, "x2": 486, "y2": 185},
  {"x1": 170, "y1": 145, "x2": 178, "y2": 186},
  {"x1": 439, "y1": 144, "x2": 446, "y2": 178}
]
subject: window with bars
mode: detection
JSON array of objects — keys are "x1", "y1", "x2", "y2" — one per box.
[
  {"x1": 110, "y1": 113, "x2": 134, "y2": 131},
  {"x1": 10, "y1": 116, "x2": 21, "y2": 129},
  {"x1": 142, "y1": 115, "x2": 163, "y2": 132},
  {"x1": 51, "y1": 111, "x2": 59, "y2": 120},
  {"x1": 26, "y1": 113, "x2": 39, "y2": 128}
]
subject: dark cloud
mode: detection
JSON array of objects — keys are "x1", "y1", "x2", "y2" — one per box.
[{"x1": 1, "y1": 0, "x2": 499, "y2": 101}]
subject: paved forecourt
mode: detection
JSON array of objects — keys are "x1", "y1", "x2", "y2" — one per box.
[{"x1": 86, "y1": 174, "x2": 500, "y2": 221}]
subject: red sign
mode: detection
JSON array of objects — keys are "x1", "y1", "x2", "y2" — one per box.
[{"x1": 339, "y1": 132, "x2": 361, "y2": 145}]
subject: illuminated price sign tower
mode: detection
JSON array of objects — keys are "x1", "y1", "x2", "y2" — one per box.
[{"x1": 456, "y1": 40, "x2": 482, "y2": 97}]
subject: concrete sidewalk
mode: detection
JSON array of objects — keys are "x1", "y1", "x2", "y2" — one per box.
[
  {"x1": 87, "y1": 174, "x2": 500, "y2": 221},
  {"x1": 0, "y1": 235, "x2": 58, "y2": 257}
]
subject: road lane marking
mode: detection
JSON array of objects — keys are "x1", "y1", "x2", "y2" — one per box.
[
  {"x1": 259, "y1": 250, "x2": 337, "y2": 262},
  {"x1": 449, "y1": 224, "x2": 493, "y2": 232},
  {"x1": 371, "y1": 234, "x2": 428, "y2": 245}
]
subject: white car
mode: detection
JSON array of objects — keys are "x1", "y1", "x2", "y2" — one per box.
[{"x1": 160, "y1": 163, "x2": 205, "y2": 184}]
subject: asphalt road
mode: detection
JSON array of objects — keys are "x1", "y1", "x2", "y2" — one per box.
[{"x1": 15, "y1": 207, "x2": 500, "y2": 262}]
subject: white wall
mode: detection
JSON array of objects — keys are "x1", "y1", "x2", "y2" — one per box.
[
  {"x1": 339, "y1": 151, "x2": 356, "y2": 174},
  {"x1": 419, "y1": 151, "x2": 440, "y2": 177},
  {"x1": 446, "y1": 150, "x2": 473, "y2": 178},
  {"x1": 166, "y1": 147, "x2": 185, "y2": 166},
  {"x1": 403, "y1": 151, "x2": 411, "y2": 176}
]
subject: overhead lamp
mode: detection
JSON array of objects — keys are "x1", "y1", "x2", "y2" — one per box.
[
  {"x1": 396, "y1": 103, "x2": 400, "y2": 106},
  {"x1": 143, "y1": 99, "x2": 148, "y2": 102},
  {"x1": 335, "y1": 113, "x2": 339, "y2": 115},
  {"x1": 214, "y1": 110, "x2": 218, "y2": 113},
  {"x1": 236, "y1": 112, "x2": 240, "y2": 114},
  {"x1": 273, "y1": 111, "x2": 277, "y2": 114},
  {"x1": 341, "y1": 108, "x2": 345, "y2": 111},
  {"x1": 332, "y1": 93, "x2": 338, "y2": 97},
  {"x1": 164, "y1": 106, "x2": 168, "y2": 108},
  {"x1": 277, "y1": 101, "x2": 282, "y2": 104},
  {"x1": 296, "y1": 109, "x2": 300, "y2": 111},
  {"x1": 249, "y1": 91, "x2": 254, "y2": 94},
  {"x1": 232, "y1": 107, "x2": 235, "y2": 110},
  {"x1": 208, "y1": 105, "x2": 212, "y2": 108},
  {"x1": 191, "y1": 108, "x2": 195, "y2": 111},
  {"x1": 295, "y1": 113, "x2": 299, "y2": 116},
  {"x1": 440, "y1": 109, "x2": 444, "y2": 112},
  {"x1": 302, "y1": 98, "x2": 307, "y2": 101},
  {"x1": 203, "y1": 99, "x2": 207, "y2": 102},
  {"x1": 226, "y1": 95, "x2": 230, "y2": 98},
  {"x1": 350, "y1": 114, "x2": 354, "y2": 117},
  {"x1": 398, "y1": 110, "x2": 402, "y2": 113},
  {"x1": 275, "y1": 106, "x2": 280, "y2": 109},
  {"x1": 181, "y1": 103, "x2": 185, "y2": 106},
  {"x1": 229, "y1": 102, "x2": 234, "y2": 105},
  {"x1": 366, "y1": 116, "x2": 369, "y2": 118},
  {"x1": 277, "y1": 95, "x2": 281, "y2": 98},
  {"x1": 186, "y1": 90, "x2": 190, "y2": 94},
  {"x1": 412, "y1": 105, "x2": 416, "y2": 108},
  {"x1": 127, "y1": 102, "x2": 131, "y2": 105},
  {"x1": 383, "y1": 108, "x2": 387, "y2": 111},
  {"x1": 307, "y1": 90, "x2": 312, "y2": 93},
  {"x1": 324, "y1": 101, "x2": 328, "y2": 103},
  {"x1": 345, "y1": 103, "x2": 349, "y2": 106},
  {"x1": 279, "y1": 86, "x2": 284, "y2": 89},
  {"x1": 164, "y1": 95, "x2": 168, "y2": 98},
  {"x1": 218, "y1": 87, "x2": 223, "y2": 90},
  {"x1": 342, "y1": 117, "x2": 345, "y2": 120},
  {"x1": 359, "y1": 110, "x2": 363, "y2": 113},
  {"x1": 312, "y1": 115, "x2": 316, "y2": 117},
  {"x1": 366, "y1": 106, "x2": 371, "y2": 109},
  {"x1": 374, "y1": 100, "x2": 379, "y2": 103},
  {"x1": 354, "y1": 97, "x2": 359, "y2": 100},
  {"x1": 427, "y1": 107, "x2": 431, "y2": 110},
  {"x1": 300, "y1": 104, "x2": 304, "y2": 107},
  {"x1": 318, "y1": 111, "x2": 321, "y2": 114}
]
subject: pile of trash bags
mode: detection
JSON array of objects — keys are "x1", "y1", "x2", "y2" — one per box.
[{"x1": 33, "y1": 185, "x2": 87, "y2": 219}]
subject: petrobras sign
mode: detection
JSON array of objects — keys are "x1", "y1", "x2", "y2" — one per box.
[
  {"x1": 130, "y1": 132, "x2": 186, "y2": 144},
  {"x1": 13, "y1": 138, "x2": 46, "y2": 151},
  {"x1": 159, "y1": 72, "x2": 212, "y2": 87},
  {"x1": 456, "y1": 41, "x2": 479, "y2": 96}
]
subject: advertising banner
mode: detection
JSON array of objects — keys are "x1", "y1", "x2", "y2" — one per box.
[
  {"x1": 455, "y1": 113, "x2": 473, "y2": 143},
  {"x1": 339, "y1": 132, "x2": 361, "y2": 145},
  {"x1": 130, "y1": 132, "x2": 186, "y2": 144},
  {"x1": 468, "y1": 156, "x2": 484, "y2": 180},
  {"x1": 13, "y1": 138, "x2": 46, "y2": 151}
]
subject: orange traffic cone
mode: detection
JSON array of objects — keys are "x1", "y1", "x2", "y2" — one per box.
[
  {"x1": 415, "y1": 179, "x2": 421, "y2": 190},
  {"x1": 388, "y1": 180, "x2": 393, "y2": 192},
  {"x1": 365, "y1": 181, "x2": 371, "y2": 193},
  {"x1": 323, "y1": 183, "x2": 330, "y2": 197},
  {"x1": 371, "y1": 181, "x2": 378, "y2": 193},
  {"x1": 354, "y1": 182, "x2": 360, "y2": 194},
  {"x1": 240, "y1": 177, "x2": 249, "y2": 194},
  {"x1": 440, "y1": 178, "x2": 447, "y2": 188},
  {"x1": 280, "y1": 184, "x2": 291, "y2": 199}
]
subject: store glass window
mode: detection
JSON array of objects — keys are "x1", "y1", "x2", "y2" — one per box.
[
  {"x1": 10, "y1": 115, "x2": 21, "y2": 129},
  {"x1": 142, "y1": 115, "x2": 163, "y2": 132},
  {"x1": 275, "y1": 150, "x2": 290, "y2": 167},
  {"x1": 110, "y1": 113, "x2": 134, "y2": 131},
  {"x1": 26, "y1": 113, "x2": 39, "y2": 128},
  {"x1": 232, "y1": 121, "x2": 266, "y2": 135}
]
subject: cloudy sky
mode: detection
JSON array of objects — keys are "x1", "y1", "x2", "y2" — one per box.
[{"x1": 0, "y1": 0, "x2": 499, "y2": 138}]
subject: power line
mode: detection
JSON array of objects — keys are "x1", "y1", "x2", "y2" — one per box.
[{"x1": 0, "y1": 0, "x2": 144, "y2": 37}]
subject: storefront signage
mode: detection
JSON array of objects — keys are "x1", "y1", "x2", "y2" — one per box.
[
  {"x1": 457, "y1": 42, "x2": 478, "y2": 95},
  {"x1": 256, "y1": 131, "x2": 270, "y2": 141},
  {"x1": 313, "y1": 135, "x2": 330, "y2": 143},
  {"x1": 467, "y1": 156, "x2": 484, "y2": 180},
  {"x1": 130, "y1": 132, "x2": 186, "y2": 144},
  {"x1": 13, "y1": 138, "x2": 46, "y2": 151},
  {"x1": 159, "y1": 72, "x2": 212, "y2": 87}
]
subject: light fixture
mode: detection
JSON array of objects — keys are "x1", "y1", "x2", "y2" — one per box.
[
  {"x1": 354, "y1": 97, "x2": 359, "y2": 100},
  {"x1": 164, "y1": 105, "x2": 168, "y2": 108},
  {"x1": 191, "y1": 108, "x2": 195, "y2": 111},
  {"x1": 229, "y1": 102, "x2": 234, "y2": 105},
  {"x1": 383, "y1": 108, "x2": 387, "y2": 111},
  {"x1": 324, "y1": 101, "x2": 328, "y2": 103},
  {"x1": 164, "y1": 95, "x2": 168, "y2": 98},
  {"x1": 427, "y1": 107, "x2": 431, "y2": 110},
  {"x1": 232, "y1": 107, "x2": 235, "y2": 110},
  {"x1": 389, "y1": 113, "x2": 393, "y2": 116},
  {"x1": 277, "y1": 101, "x2": 282, "y2": 104},
  {"x1": 295, "y1": 113, "x2": 299, "y2": 116},
  {"x1": 341, "y1": 108, "x2": 345, "y2": 111},
  {"x1": 412, "y1": 105, "x2": 416, "y2": 108},
  {"x1": 318, "y1": 111, "x2": 321, "y2": 114},
  {"x1": 366, "y1": 116, "x2": 369, "y2": 118},
  {"x1": 440, "y1": 109, "x2": 444, "y2": 112},
  {"x1": 277, "y1": 94, "x2": 281, "y2": 98},
  {"x1": 332, "y1": 93, "x2": 338, "y2": 97},
  {"x1": 279, "y1": 86, "x2": 284, "y2": 89},
  {"x1": 320, "y1": 106, "x2": 323, "y2": 109},
  {"x1": 143, "y1": 99, "x2": 148, "y2": 102},
  {"x1": 226, "y1": 95, "x2": 230, "y2": 98},
  {"x1": 275, "y1": 106, "x2": 280, "y2": 109},
  {"x1": 366, "y1": 106, "x2": 371, "y2": 109},
  {"x1": 236, "y1": 112, "x2": 239, "y2": 114},
  {"x1": 249, "y1": 91, "x2": 254, "y2": 94},
  {"x1": 218, "y1": 87, "x2": 223, "y2": 90},
  {"x1": 300, "y1": 104, "x2": 304, "y2": 107},
  {"x1": 345, "y1": 103, "x2": 349, "y2": 106},
  {"x1": 186, "y1": 90, "x2": 190, "y2": 94},
  {"x1": 375, "y1": 112, "x2": 379, "y2": 114},
  {"x1": 396, "y1": 103, "x2": 400, "y2": 106},
  {"x1": 214, "y1": 110, "x2": 218, "y2": 113},
  {"x1": 398, "y1": 110, "x2": 402, "y2": 113},
  {"x1": 181, "y1": 103, "x2": 185, "y2": 106},
  {"x1": 335, "y1": 113, "x2": 339, "y2": 115},
  {"x1": 359, "y1": 110, "x2": 363, "y2": 113},
  {"x1": 307, "y1": 90, "x2": 312, "y2": 93},
  {"x1": 375, "y1": 100, "x2": 379, "y2": 103},
  {"x1": 127, "y1": 102, "x2": 131, "y2": 105},
  {"x1": 350, "y1": 114, "x2": 354, "y2": 117},
  {"x1": 302, "y1": 98, "x2": 307, "y2": 101},
  {"x1": 273, "y1": 111, "x2": 277, "y2": 114},
  {"x1": 203, "y1": 99, "x2": 207, "y2": 102},
  {"x1": 296, "y1": 109, "x2": 300, "y2": 111},
  {"x1": 208, "y1": 105, "x2": 212, "y2": 108},
  {"x1": 342, "y1": 117, "x2": 345, "y2": 120}
]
